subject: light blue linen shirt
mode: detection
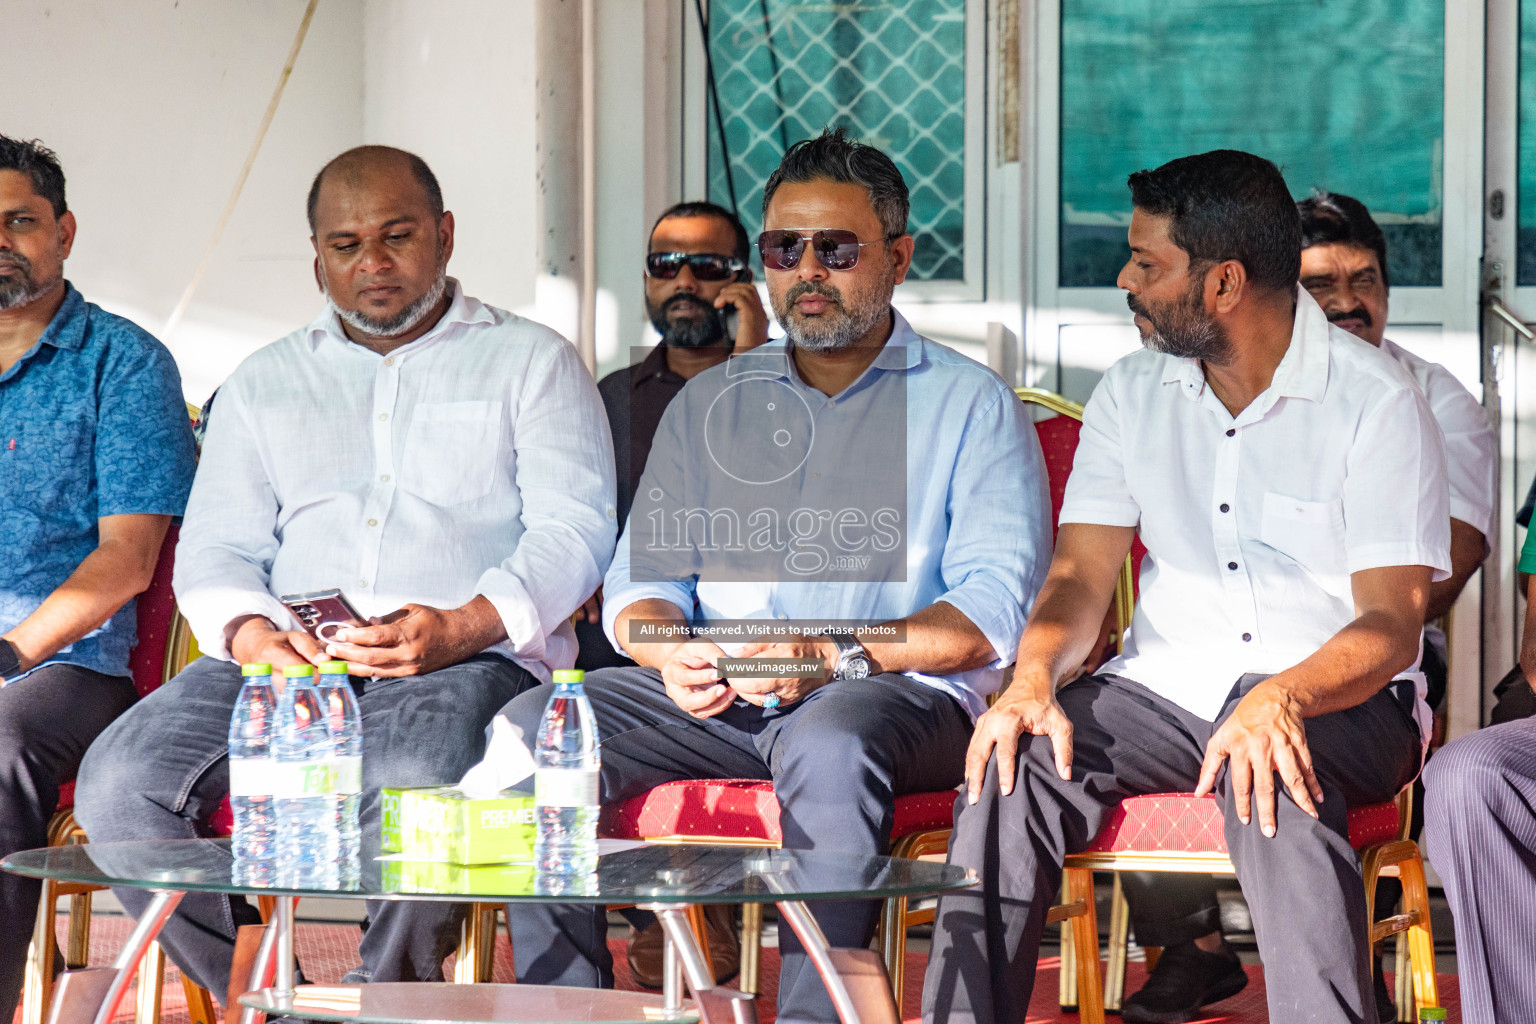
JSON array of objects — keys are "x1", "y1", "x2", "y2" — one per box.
[{"x1": 603, "y1": 309, "x2": 1052, "y2": 719}]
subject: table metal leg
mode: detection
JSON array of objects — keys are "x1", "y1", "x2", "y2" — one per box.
[
  {"x1": 775, "y1": 900, "x2": 898, "y2": 1024},
  {"x1": 272, "y1": 897, "x2": 296, "y2": 997},
  {"x1": 653, "y1": 907, "x2": 758, "y2": 1024},
  {"x1": 236, "y1": 921, "x2": 280, "y2": 1024},
  {"x1": 58, "y1": 890, "x2": 185, "y2": 1024}
]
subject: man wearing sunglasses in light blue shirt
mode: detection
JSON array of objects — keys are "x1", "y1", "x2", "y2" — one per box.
[{"x1": 495, "y1": 126, "x2": 1053, "y2": 1024}]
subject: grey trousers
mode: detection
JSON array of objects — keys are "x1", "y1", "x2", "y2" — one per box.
[
  {"x1": 922, "y1": 673, "x2": 1419, "y2": 1024},
  {"x1": 74, "y1": 654, "x2": 535, "y2": 1002},
  {"x1": 0, "y1": 663, "x2": 138, "y2": 1019},
  {"x1": 496, "y1": 665, "x2": 974, "y2": 1024},
  {"x1": 1423, "y1": 716, "x2": 1536, "y2": 1024}
]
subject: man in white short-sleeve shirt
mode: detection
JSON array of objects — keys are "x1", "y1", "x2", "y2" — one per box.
[
  {"x1": 923, "y1": 150, "x2": 1449, "y2": 1024},
  {"x1": 1114, "y1": 191, "x2": 1495, "y2": 1023}
]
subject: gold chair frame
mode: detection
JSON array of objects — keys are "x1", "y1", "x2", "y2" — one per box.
[{"x1": 23, "y1": 611, "x2": 211, "y2": 1024}]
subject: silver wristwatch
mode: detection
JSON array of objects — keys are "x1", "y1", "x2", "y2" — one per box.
[{"x1": 824, "y1": 635, "x2": 871, "y2": 680}]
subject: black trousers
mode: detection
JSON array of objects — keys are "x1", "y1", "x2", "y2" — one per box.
[
  {"x1": 74, "y1": 654, "x2": 535, "y2": 1001},
  {"x1": 496, "y1": 666, "x2": 974, "y2": 1024},
  {"x1": 0, "y1": 664, "x2": 138, "y2": 1019},
  {"x1": 922, "y1": 673, "x2": 1419, "y2": 1024}
]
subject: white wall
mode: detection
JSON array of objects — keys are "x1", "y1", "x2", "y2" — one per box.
[
  {"x1": 2, "y1": 0, "x2": 365, "y2": 404},
  {"x1": 361, "y1": 0, "x2": 541, "y2": 317}
]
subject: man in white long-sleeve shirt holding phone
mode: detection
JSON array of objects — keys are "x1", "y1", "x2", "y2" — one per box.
[{"x1": 75, "y1": 146, "x2": 616, "y2": 1003}]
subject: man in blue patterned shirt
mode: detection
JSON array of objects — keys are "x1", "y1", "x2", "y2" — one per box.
[{"x1": 0, "y1": 136, "x2": 196, "y2": 1016}]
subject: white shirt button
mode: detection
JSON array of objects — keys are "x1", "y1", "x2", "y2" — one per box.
[
  {"x1": 357, "y1": 579, "x2": 369, "y2": 588},
  {"x1": 379, "y1": 412, "x2": 389, "y2": 422},
  {"x1": 384, "y1": 357, "x2": 394, "y2": 366},
  {"x1": 606, "y1": 507, "x2": 617, "y2": 519},
  {"x1": 380, "y1": 474, "x2": 391, "y2": 483},
  {"x1": 367, "y1": 518, "x2": 378, "y2": 527}
]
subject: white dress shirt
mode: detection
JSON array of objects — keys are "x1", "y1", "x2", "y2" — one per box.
[
  {"x1": 1382, "y1": 338, "x2": 1495, "y2": 537},
  {"x1": 1061, "y1": 290, "x2": 1450, "y2": 736},
  {"x1": 174, "y1": 280, "x2": 617, "y2": 681}
]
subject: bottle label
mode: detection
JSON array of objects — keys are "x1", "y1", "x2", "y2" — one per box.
[
  {"x1": 228, "y1": 757, "x2": 363, "y2": 797},
  {"x1": 535, "y1": 768, "x2": 599, "y2": 808}
]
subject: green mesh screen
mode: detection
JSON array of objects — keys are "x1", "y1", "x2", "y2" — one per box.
[
  {"x1": 1520, "y1": 0, "x2": 1536, "y2": 283},
  {"x1": 705, "y1": 0, "x2": 967, "y2": 281},
  {"x1": 1061, "y1": 0, "x2": 1444, "y2": 288}
]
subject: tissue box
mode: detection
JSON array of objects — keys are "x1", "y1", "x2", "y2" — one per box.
[
  {"x1": 380, "y1": 786, "x2": 536, "y2": 864},
  {"x1": 379, "y1": 857, "x2": 536, "y2": 895}
]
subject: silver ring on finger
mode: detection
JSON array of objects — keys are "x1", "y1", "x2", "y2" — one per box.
[{"x1": 762, "y1": 693, "x2": 781, "y2": 710}]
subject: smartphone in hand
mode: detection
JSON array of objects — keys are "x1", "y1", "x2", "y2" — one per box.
[{"x1": 280, "y1": 589, "x2": 367, "y2": 644}]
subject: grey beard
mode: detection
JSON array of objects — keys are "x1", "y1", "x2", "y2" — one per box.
[
  {"x1": 788, "y1": 300, "x2": 888, "y2": 353},
  {"x1": 1144, "y1": 318, "x2": 1232, "y2": 363},
  {"x1": 0, "y1": 258, "x2": 60, "y2": 312},
  {"x1": 777, "y1": 278, "x2": 893, "y2": 354},
  {"x1": 330, "y1": 271, "x2": 449, "y2": 338}
]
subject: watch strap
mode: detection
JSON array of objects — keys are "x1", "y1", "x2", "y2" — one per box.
[{"x1": 0, "y1": 639, "x2": 21, "y2": 679}]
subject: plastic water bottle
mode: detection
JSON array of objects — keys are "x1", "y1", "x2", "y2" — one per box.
[
  {"x1": 316, "y1": 661, "x2": 363, "y2": 865},
  {"x1": 228, "y1": 663, "x2": 278, "y2": 883},
  {"x1": 533, "y1": 669, "x2": 600, "y2": 874},
  {"x1": 273, "y1": 664, "x2": 338, "y2": 885}
]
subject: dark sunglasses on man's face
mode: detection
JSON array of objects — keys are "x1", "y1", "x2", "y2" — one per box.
[
  {"x1": 644, "y1": 252, "x2": 746, "y2": 281},
  {"x1": 757, "y1": 228, "x2": 893, "y2": 272}
]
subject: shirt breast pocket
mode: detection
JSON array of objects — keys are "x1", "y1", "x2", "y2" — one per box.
[
  {"x1": 400, "y1": 401, "x2": 502, "y2": 506},
  {"x1": 1260, "y1": 492, "x2": 1347, "y2": 577}
]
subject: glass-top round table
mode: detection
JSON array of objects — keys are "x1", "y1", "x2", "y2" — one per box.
[{"x1": 4, "y1": 839, "x2": 974, "y2": 1024}]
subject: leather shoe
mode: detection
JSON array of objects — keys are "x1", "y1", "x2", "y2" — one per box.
[
  {"x1": 1120, "y1": 940, "x2": 1248, "y2": 1023},
  {"x1": 627, "y1": 905, "x2": 741, "y2": 989}
]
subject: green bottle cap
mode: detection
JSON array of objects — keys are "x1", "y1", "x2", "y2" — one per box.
[
  {"x1": 552, "y1": 669, "x2": 585, "y2": 684},
  {"x1": 241, "y1": 663, "x2": 273, "y2": 676},
  {"x1": 1418, "y1": 1009, "x2": 1448, "y2": 1021},
  {"x1": 319, "y1": 661, "x2": 350, "y2": 675},
  {"x1": 283, "y1": 664, "x2": 316, "y2": 678}
]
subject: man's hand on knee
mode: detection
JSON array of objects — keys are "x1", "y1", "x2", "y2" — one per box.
[
  {"x1": 965, "y1": 687, "x2": 1074, "y2": 804},
  {"x1": 1194, "y1": 680, "x2": 1325, "y2": 838}
]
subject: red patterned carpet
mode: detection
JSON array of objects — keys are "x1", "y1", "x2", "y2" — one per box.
[{"x1": 23, "y1": 914, "x2": 1461, "y2": 1024}]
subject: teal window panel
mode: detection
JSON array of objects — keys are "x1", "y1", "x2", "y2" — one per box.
[{"x1": 1061, "y1": 0, "x2": 1444, "y2": 288}]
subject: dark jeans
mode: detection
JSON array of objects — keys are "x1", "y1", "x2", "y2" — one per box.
[
  {"x1": 0, "y1": 664, "x2": 138, "y2": 1018},
  {"x1": 496, "y1": 666, "x2": 974, "y2": 1024},
  {"x1": 74, "y1": 654, "x2": 535, "y2": 1002},
  {"x1": 922, "y1": 673, "x2": 1419, "y2": 1024}
]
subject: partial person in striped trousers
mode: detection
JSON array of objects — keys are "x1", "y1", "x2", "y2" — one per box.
[{"x1": 1422, "y1": 506, "x2": 1536, "y2": 1024}]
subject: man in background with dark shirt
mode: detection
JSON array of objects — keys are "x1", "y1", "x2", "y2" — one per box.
[
  {"x1": 577, "y1": 201, "x2": 768, "y2": 665},
  {"x1": 575, "y1": 200, "x2": 768, "y2": 985}
]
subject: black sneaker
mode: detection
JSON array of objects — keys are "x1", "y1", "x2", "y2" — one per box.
[{"x1": 1120, "y1": 940, "x2": 1249, "y2": 1023}]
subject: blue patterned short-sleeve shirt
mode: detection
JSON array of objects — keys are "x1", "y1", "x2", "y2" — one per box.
[{"x1": 0, "y1": 283, "x2": 197, "y2": 681}]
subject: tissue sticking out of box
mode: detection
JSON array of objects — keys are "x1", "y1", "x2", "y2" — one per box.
[{"x1": 456, "y1": 715, "x2": 538, "y2": 797}]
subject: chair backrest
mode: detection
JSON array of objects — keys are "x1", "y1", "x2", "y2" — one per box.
[
  {"x1": 128, "y1": 523, "x2": 180, "y2": 699},
  {"x1": 1015, "y1": 387, "x2": 1145, "y2": 653}
]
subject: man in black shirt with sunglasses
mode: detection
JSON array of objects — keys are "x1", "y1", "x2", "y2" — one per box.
[
  {"x1": 601, "y1": 201, "x2": 770, "y2": 528},
  {"x1": 577, "y1": 201, "x2": 770, "y2": 984}
]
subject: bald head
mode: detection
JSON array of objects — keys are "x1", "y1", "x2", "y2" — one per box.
[{"x1": 306, "y1": 145, "x2": 443, "y2": 235}]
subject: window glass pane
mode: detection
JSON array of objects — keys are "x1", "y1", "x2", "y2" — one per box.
[
  {"x1": 1060, "y1": 1, "x2": 1444, "y2": 288},
  {"x1": 1520, "y1": 0, "x2": 1536, "y2": 283},
  {"x1": 706, "y1": 0, "x2": 967, "y2": 281}
]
